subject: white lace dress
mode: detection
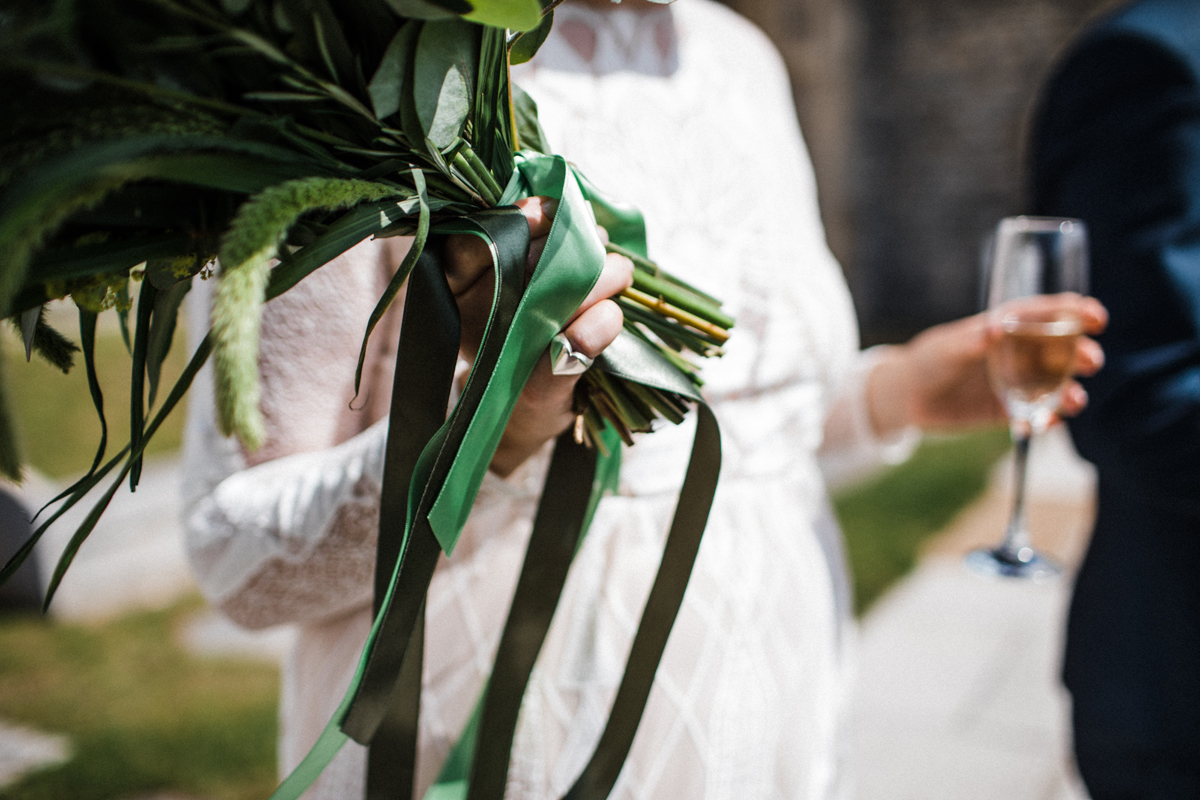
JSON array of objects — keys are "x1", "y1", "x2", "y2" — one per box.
[{"x1": 181, "y1": 2, "x2": 915, "y2": 798}]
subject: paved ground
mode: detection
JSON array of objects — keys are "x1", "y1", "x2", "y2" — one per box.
[
  {"x1": 0, "y1": 428, "x2": 1098, "y2": 797},
  {"x1": 3, "y1": 458, "x2": 197, "y2": 621},
  {"x1": 849, "y1": 425, "x2": 1095, "y2": 800},
  {"x1": 0, "y1": 721, "x2": 69, "y2": 789}
]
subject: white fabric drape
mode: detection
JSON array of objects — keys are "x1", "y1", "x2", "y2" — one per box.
[{"x1": 181, "y1": 2, "x2": 915, "y2": 797}]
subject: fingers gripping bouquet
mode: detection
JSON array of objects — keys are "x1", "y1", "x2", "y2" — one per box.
[{"x1": 0, "y1": 0, "x2": 729, "y2": 797}]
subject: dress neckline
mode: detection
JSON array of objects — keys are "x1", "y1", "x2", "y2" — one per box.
[{"x1": 524, "y1": 0, "x2": 679, "y2": 77}]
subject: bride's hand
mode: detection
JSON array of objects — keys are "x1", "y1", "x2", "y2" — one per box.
[
  {"x1": 442, "y1": 196, "x2": 633, "y2": 476},
  {"x1": 865, "y1": 293, "x2": 1108, "y2": 436}
]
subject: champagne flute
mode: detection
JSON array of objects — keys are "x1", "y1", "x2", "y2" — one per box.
[{"x1": 965, "y1": 216, "x2": 1088, "y2": 580}]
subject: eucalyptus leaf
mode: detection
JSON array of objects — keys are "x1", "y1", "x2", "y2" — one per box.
[
  {"x1": 381, "y1": 0, "x2": 470, "y2": 20},
  {"x1": 387, "y1": 22, "x2": 428, "y2": 151},
  {"x1": 368, "y1": 24, "x2": 418, "y2": 121},
  {"x1": 508, "y1": 8, "x2": 552, "y2": 65},
  {"x1": 464, "y1": 0, "x2": 542, "y2": 31},
  {"x1": 512, "y1": 84, "x2": 549, "y2": 154},
  {"x1": 413, "y1": 19, "x2": 478, "y2": 151}
]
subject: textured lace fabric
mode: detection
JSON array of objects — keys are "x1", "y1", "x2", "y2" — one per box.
[{"x1": 180, "y1": 1, "x2": 913, "y2": 798}]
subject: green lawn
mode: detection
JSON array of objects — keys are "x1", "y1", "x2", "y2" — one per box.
[
  {"x1": 2, "y1": 313, "x2": 190, "y2": 480},
  {"x1": 834, "y1": 426, "x2": 1012, "y2": 613},
  {"x1": 0, "y1": 599, "x2": 279, "y2": 800}
]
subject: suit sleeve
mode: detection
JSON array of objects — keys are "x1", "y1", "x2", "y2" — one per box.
[{"x1": 1031, "y1": 31, "x2": 1200, "y2": 514}]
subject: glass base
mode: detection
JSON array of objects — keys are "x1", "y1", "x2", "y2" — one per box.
[{"x1": 964, "y1": 546, "x2": 1061, "y2": 580}]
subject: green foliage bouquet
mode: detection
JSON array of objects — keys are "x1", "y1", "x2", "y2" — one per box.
[{"x1": 0, "y1": 0, "x2": 728, "y2": 797}]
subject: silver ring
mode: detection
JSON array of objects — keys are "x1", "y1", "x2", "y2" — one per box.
[{"x1": 550, "y1": 333, "x2": 594, "y2": 376}]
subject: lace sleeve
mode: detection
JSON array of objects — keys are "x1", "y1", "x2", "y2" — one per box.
[
  {"x1": 181, "y1": 239, "x2": 400, "y2": 629},
  {"x1": 818, "y1": 346, "x2": 921, "y2": 491},
  {"x1": 185, "y1": 416, "x2": 388, "y2": 629}
]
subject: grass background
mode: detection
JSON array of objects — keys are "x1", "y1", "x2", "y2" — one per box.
[
  {"x1": 837, "y1": 428, "x2": 1010, "y2": 612},
  {"x1": 2, "y1": 304, "x2": 190, "y2": 480},
  {"x1": 0, "y1": 600, "x2": 279, "y2": 800},
  {"x1": 0, "y1": 310, "x2": 1011, "y2": 798}
]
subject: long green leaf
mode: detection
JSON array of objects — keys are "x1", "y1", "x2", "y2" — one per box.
[
  {"x1": 264, "y1": 197, "x2": 438, "y2": 300},
  {"x1": 475, "y1": 24, "x2": 511, "y2": 179},
  {"x1": 353, "y1": 170, "x2": 430, "y2": 397},
  {"x1": 146, "y1": 278, "x2": 191, "y2": 410},
  {"x1": 78, "y1": 308, "x2": 108, "y2": 482},
  {"x1": 0, "y1": 174, "x2": 130, "y2": 318},
  {"x1": 1, "y1": 323, "x2": 208, "y2": 594},
  {"x1": 36, "y1": 326, "x2": 212, "y2": 606},
  {"x1": 129, "y1": 281, "x2": 157, "y2": 490},
  {"x1": 41, "y1": 333, "x2": 213, "y2": 609},
  {"x1": 116, "y1": 283, "x2": 133, "y2": 356},
  {"x1": 0, "y1": 136, "x2": 339, "y2": 317},
  {"x1": 0, "y1": 446, "x2": 128, "y2": 593},
  {"x1": 22, "y1": 235, "x2": 195, "y2": 293},
  {"x1": 0, "y1": 346, "x2": 20, "y2": 481}
]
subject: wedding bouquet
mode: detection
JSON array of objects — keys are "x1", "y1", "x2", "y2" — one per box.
[{"x1": 0, "y1": 1, "x2": 728, "y2": 796}]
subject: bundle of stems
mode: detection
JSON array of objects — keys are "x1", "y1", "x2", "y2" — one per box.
[
  {"x1": 574, "y1": 241, "x2": 731, "y2": 449},
  {"x1": 0, "y1": 0, "x2": 731, "y2": 497}
]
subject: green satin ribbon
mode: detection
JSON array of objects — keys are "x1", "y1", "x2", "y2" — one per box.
[
  {"x1": 267, "y1": 151, "x2": 722, "y2": 800},
  {"x1": 344, "y1": 206, "x2": 533, "y2": 744},
  {"x1": 427, "y1": 153, "x2": 608, "y2": 554},
  {"x1": 421, "y1": 163, "x2": 722, "y2": 800}
]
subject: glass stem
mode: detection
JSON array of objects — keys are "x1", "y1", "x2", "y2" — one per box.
[{"x1": 1000, "y1": 425, "x2": 1033, "y2": 560}]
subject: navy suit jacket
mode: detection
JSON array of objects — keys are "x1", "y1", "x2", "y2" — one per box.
[{"x1": 1029, "y1": 0, "x2": 1200, "y2": 787}]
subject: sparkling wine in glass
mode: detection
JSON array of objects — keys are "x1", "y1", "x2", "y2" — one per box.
[{"x1": 965, "y1": 216, "x2": 1088, "y2": 580}]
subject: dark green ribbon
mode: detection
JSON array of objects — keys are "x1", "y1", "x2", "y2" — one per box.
[
  {"x1": 345, "y1": 206, "x2": 532, "y2": 745},
  {"x1": 366, "y1": 239, "x2": 460, "y2": 800}
]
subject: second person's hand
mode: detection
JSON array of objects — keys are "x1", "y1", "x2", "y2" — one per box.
[{"x1": 865, "y1": 293, "x2": 1108, "y2": 437}]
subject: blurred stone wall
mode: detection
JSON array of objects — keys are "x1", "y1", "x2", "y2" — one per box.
[{"x1": 720, "y1": 0, "x2": 1119, "y2": 342}]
